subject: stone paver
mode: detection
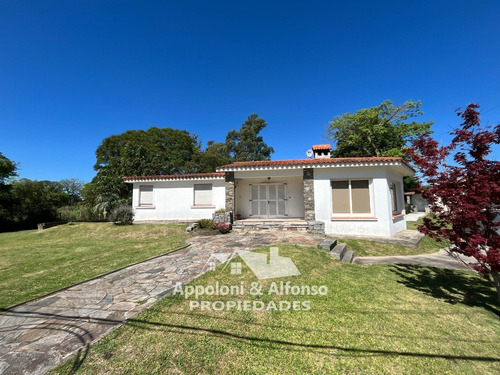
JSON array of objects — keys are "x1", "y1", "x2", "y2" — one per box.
[
  {"x1": 354, "y1": 248, "x2": 475, "y2": 270},
  {"x1": 0, "y1": 230, "x2": 322, "y2": 375}
]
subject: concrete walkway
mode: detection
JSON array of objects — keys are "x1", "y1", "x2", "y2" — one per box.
[
  {"x1": 405, "y1": 212, "x2": 427, "y2": 222},
  {"x1": 354, "y1": 249, "x2": 475, "y2": 270},
  {"x1": 0, "y1": 231, "x2": 322, "y2": 375},
  {"x1": 332, "y1": 229, "x2": 425, "y2": 248}
]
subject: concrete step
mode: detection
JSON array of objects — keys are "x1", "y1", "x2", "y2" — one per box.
[
  {"x1": 341, "y1": 250, "x2": 355, "y2": 263},
  {"x1": 330, "y1": 243, "x2": 348, "y2": 260},
  {"x1": 319, "y1": 238, "x2": 337, "y2": 251}
]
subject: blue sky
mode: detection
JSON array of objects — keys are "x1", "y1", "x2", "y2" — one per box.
[{"x1": 0, "y1": 0, "x2": 499, "y2": 182}]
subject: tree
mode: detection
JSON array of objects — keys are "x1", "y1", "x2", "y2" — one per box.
[
  {"x1": 225, "y1": 114, "x2": 274, "y2": 161},
  {"x1": 59, "y1": 178, "x2": 84, "y2": 206},
  {"x1": 0, "y1": 152, "x2": 17, "y2": 183},
  {"x1": 0, "y1": 153, "x2": 18, "y2": 229},
  {"x1": 10, "y1": 179, "x2": 69, "y2": 225},
  {"x1": 194, "y1": 141, "x2": 231, "y2": 172},
  {"x1": 328, "y1": 100, "x2": 433, "y2": 158},
  {"x1": 405, "y1": 104, "x2": 500, "y2": 303},
  {"x1": 90, "y1": 127, "x2": 202, "y2": 208}
]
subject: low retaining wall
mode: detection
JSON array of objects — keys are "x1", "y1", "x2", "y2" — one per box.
[{"x1": 213, "y1": 212, "x2": 233, "y2": 224}]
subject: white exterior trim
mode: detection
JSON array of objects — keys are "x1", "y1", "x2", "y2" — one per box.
[
  {"x1": 218, "y1": 161, "x2": 412, "y2": 173},
  {"x1": 125, "y1": 176, "x2": 224, "y2": 183}
]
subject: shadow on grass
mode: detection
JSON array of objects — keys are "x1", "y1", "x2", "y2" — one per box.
[
  {"x1": 390, "y1": 264, "x2": 500, "y2": 317},
  {"x1": 1, "y1": 309, "x2": 500, "y2": 374}
]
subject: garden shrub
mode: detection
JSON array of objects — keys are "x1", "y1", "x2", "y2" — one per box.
[
  {"x1": 197, "y1": 218, "x2": 214, "y2": 230},
  {"x1": 109, "y1": 205, "x2": 134, "y2": 225},
  {"x1": 214, "y1": 222, "x2": 231, "y2": 234}
]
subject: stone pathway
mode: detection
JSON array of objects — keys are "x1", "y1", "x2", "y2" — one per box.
[
  {"x1": 354, "y1": 249, "x2": 475, "y2": 270},
  {"x1": 0, "y1": 230, "x2": 322, "y2": 375}
]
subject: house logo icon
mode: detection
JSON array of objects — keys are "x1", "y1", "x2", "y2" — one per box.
[
  {"x1": 202, "y1": 247, "x2": 300, "y2": 280},
  {"x1": 240, "y1": 247, "x2": 301, "y2": 279}
]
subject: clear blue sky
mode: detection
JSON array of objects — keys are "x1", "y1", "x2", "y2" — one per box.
[{"x1": 1, "y1": 0, "x2": 499, "y2": 182}]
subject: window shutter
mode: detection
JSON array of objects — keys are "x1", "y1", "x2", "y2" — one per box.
[
  {"x1": 351, "y1": 180, "x2": 370, "y2": 213},
  {"x1": 139, "y1": 185, "x2": 153, "y2": 206},
  {"x1": 331, "y1": 181, "x2": 350, "y2": 213},
  {"x1": 194, "y1": 184, "x2": 212, "y2": 205}
]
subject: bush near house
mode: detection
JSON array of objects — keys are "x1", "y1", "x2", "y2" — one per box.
[
  {"x1": 197, "y1": 218, "x2": 214, "y2": 230},
  {"x1": 109, "y1": 205, "x2": 134, "y2": 225},
  {"x1": 214, "y1": 222, "x2": 231, "y2": 234}
]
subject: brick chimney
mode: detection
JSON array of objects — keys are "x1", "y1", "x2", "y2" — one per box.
[{"x1": 312, "y1": 144, "x2": 332, "y2": 159}]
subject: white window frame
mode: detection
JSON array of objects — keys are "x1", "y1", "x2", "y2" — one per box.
[
  {"x1": 192, "y1": 183, "x2": 214, "y2": 208},
  {"x1": 330, "y1": 179, "x2": 374, "y2": 216},
  {"x1": 138, "y1": 185, "x2": 154, "y2": 208}
]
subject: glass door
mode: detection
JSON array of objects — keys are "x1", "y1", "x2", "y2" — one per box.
[{"x1": 250, "y1": 183, "x2": 287, "y2": 217}]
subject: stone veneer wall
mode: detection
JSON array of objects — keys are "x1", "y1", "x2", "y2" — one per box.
[
  {"x1": 303, "y1": 168, "x2": 315, "y2": 222},
  {"x1": 225, "y1": 172, "x2": 235, "y2": 213}
]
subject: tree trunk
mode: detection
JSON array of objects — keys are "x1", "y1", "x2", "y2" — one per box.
[
  {"x1": 492, "y1": 270, "x2": 500, "y2": 306},
  {"x1": 366, "y1": 135, "x2": 380, "y2": 157}
]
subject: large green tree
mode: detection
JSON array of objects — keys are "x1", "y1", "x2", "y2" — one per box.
[
  {"x1": 90, "y1": 127, "x2": 202, "y2": 209},
  {"x1": 0, "y1": 152, "x2": 18, "y2": 227},
  {"x1": 327, "y1": 100, "x2": 433, "y2": 158},
  {"x1": 59, "y1": 178, "x2": 84, "y2": 206},
  {"x1": 10, "y1": 179, "x2": 69, "y2": 225},
  {"x1": 194, "y1": 141, "x2": 231, "y2": 172},
  {"x1": 225, "y1": 114, "x2": 274, "y2": 161},
  {"x1": 0, "y1": 152, "x2": 17, "y2": 183}
]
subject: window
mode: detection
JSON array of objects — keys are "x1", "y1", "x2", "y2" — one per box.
[
  {"x1": 194, "y1": 184, "x2": 213, "y2": 206},
  {"x1": 390, "y1": 182, "x2": 400, "y2": 214},
  {"x1": 331, "y1": 180, "x2": 371, "y2": 214},
  {"x1": 139, "y1": 185, "x2": 153, "y2": 206}
]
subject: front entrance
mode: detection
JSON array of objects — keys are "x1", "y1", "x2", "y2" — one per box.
[{"x1": 250, "y1": 183, "x2": 287, "y2": 217}]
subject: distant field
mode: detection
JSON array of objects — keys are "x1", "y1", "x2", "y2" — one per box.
[{"x1": 0, "y1": 223, "x2": 187, "y2": 308}]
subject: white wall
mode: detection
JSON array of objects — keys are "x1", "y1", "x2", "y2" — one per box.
[
  {"x1": 132, "y1": 179, "x2": 226, "y2": 222},
  {"x1": 313, "y1": 166, "x2": 407, "y2": 236}
]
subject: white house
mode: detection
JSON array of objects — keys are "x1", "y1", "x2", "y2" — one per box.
[{"x1": 123, "y1": 145, "x2": 414, "y2": 237}]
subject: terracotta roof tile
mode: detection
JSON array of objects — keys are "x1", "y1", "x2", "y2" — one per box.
[
  {"x1": 123, "y1": 172, "x2": 225, "y2": 181},
  {"x1": 312, "y1": 144, "x2": 332, "y2": 150},
  {"x1": 217, "y1": 157, "x2": 415, "y2": 172}
]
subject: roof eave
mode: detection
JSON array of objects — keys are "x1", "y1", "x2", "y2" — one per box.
[{"x1": 217, "y1": 160, "x2": 415, "y2": 173}]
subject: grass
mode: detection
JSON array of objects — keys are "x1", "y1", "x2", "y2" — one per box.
[
  {"x1": 335, "y1": 218, "x2": 444, "y2": 257},
  {"x1": 53, "y1": 244, "x2": 500, "y2": 375},
  {"x1": 0, "y1": 222, "x2": 187, "y2": 308},
  {"x1": 339, "y1": 236, "x2": 443, "y2": 257},
  {"x1": 406, "y1": 218, "x2": 424, "y2": 231}
]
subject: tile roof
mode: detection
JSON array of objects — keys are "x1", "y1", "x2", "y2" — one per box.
[
  {"x1": 217, "y1": 157, "x2": 415, "y2": 172},
  {"x1": 312, "y1": 144, "x2": 332, "y2": 150},
  {"x1": 123, "y1": 172, "x2": 225, "y2": 182}
]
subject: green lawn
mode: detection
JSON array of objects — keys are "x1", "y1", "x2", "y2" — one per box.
[
  {"x1": 337, "y1": 217, "x2": 444, "y2": 257},
  {"x1": 339, "y1": 235, "x2": 443, "y2": 257},
  {"x1": 406, "y1": 218, "x2": 424, "y2": 231},
  {"x1": 0, "y1": 223, "x2": 187, "y2": 308},
  {"x1": 53, "y1": 244, "x2": 500, "y2": 375}
]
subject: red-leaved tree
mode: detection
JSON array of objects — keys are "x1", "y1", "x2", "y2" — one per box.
[{"x1": 405, "y1": 104, "x2": 500, "y2": 303}]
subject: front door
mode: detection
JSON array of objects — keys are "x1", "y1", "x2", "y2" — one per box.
[{"x1": 250, "y1": 183, "x2": 287, "y2": 217}]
